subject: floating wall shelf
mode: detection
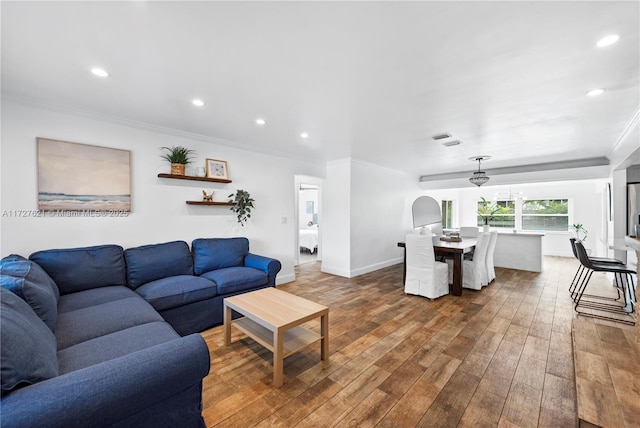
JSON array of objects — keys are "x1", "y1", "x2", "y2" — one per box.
[
  {"x1": 157, "y1": 173, "x2": 232, "y2": 184},
  {"x1": 186, "y1": 201, "x2": 235, "y2": 206}
]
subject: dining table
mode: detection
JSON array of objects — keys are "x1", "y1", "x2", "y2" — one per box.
[{"x1": 397, "y1": 236, "x2": 477, "y2": 296}]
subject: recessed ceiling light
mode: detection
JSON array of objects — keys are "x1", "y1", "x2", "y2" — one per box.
[
  {"x1": 586, "y1": 88, "x2": 605, "y2": 96},
  {"x1": 255, "y1": 118, "x2": 266, "y2": 126},
  {"x1": 442, "y1": 140, "x2": 462, "y2": 147},
  {"x1": 432, "y1": 132, "x2": 452, "y2": 141},
  {"x1": 596, "y1": 34, "x2": 620, "y2": 47},
  {"x1": 300, "y1": 132, "x2": 309, "y2": 139},
  {"x1": 192, "y1": 99, "x2": 205, "y2": 107},
  {"x1": 90, "y1": 68, "x2": 109, "y2": 77}
]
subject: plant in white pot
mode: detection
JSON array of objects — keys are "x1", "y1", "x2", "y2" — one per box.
[
  {"x1": 477, "y1": 197, "x2": 499, "y2": 231},
  {"x1": 571, "y1": 223, "x2": 588, "y2": 242},
  {"x1": 160, "y1": 146, "x2": 196, "y2": 176}
]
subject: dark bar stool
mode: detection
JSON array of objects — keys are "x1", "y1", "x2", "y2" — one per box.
[
  {"x1": 573, "y1": 240, "x2": 636, "y2": 324},
  {"x1": 568, "y1": 238, "x2": 623, "y2": 300}
]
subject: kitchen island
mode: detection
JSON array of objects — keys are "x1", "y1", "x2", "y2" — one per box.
[{"x1": 493, "y1": 231, "x2": 544, "y2": 272}]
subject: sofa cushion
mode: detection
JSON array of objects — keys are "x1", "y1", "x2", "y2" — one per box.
[
  {"x1": 0, "y1": 255, "x2": 59, "y2": 331},
  {"x1": 30, "y1": 245, "x2": 126, "y2": 295},
  {"x1": 55, "y1": 296, "x2": 164, "y2": 350},
  {"x1": 0, "y1": 288, "x2": 58, "y2": 395},
  {"x1": 192, "y1": 237, "x2": 249, "y2": 275},
  {"x1": 135, "y1": 275, "x2": 217, "y2": 311},
  {"x1": 124, "y1": 241, "x2": 193, "y2": 289},
  {"x1": 57, "y1": 286, "x2": 141, "y2": 314},
  {"x1": 57, "y1": 322, "x2": 179, "y2": 374},
  {"x1": 201, "y1": 266, "x2": 267, "y2": 294}
]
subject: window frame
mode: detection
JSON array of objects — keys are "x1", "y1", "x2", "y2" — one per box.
[
  {"x1": 474, "y1": 197, "x2": 572, "y2": 232},
  {"x1": 520, "y1": 198, "x2": 570, "y2": 232}
]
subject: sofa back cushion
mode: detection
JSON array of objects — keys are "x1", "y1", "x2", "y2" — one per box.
[
  {"x1": 124, "y1": 241, "x2": 194, "y2": 289},
  {"x1": 1, "y1": 287, "x2": 58, "y2": 395},
  {"x1": 30, "y1": 245, "x2": 126, "y2": 295},
  {"x1": 1, "y1": 254, "x2": 59, "y2": 331},
  {"x1": 192, "y1": 237, "x2": 249, "y2": 275}
]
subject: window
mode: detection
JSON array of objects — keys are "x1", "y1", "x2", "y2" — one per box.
[
  {"x1": 522, "y1": 199, "x2": 569, "y2": 231},
  {"x1": 477, "y1": 200, "x2": 515, "y2": 228},
  {"x1": 441, "y1": 200, "x2": 453, "y2": 229},
  {"x1": 475, "y1": 197, "x2": 570, "y2": 231}
]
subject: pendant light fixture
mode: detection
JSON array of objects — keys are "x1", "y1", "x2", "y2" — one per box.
[{"x1": 469, "y1": 155, "x2": 491, "y2": 187}]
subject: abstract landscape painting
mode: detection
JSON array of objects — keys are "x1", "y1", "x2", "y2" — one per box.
[{"x1": 37, "y1": 138, "x2": 131, "y2": 212}]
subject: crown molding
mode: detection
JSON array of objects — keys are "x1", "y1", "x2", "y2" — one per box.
[{"x1": 1, "y1": 92, "x2": 322, "y2": 167}]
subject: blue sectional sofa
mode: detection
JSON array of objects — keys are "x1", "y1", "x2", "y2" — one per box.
[{"x1": 0, "y1": 237, "x2": 282, "y2": 427}]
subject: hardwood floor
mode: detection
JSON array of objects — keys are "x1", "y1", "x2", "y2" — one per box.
[{"x1": 199, "y1": 256, "x2": 631, "y2": 427}]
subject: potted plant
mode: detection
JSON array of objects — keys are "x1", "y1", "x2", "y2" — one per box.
[
  {"x1": 571, "y1": 223, "x2": 588, "y2": 242},
  {"x1": 160, "y1": 146, "x2": 196, "y2": 176},
  {"x1": 477, "y1": 197, "x2": 500, "y2": 231},
  {"x1": 228, "y1": 189, "x2": 255, "y2": 227}
]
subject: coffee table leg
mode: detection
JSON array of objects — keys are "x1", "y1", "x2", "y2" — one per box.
[
  {"x1": 224, "y1": 303, "x2": 231, "y2": 346},
  {"x1": 321, "y1": 312, "x2": 329, "y2": 360},
  {"x1": 273, "y1": 329, "x2": 284, "y2": 387}
]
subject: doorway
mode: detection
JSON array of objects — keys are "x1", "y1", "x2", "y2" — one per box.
[{"x1": 295, "y1": 176, "x2": 322, "y2": 266}]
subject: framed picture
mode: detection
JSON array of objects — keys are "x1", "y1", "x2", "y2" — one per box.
[
  {"x1": 206, "y1": 158, "x2": 229, "y2": 180},
  {"x1": 306, "y1": 201, "x2": 314, "y2": 214},
  {"x1": 37, "y1": 138, "x2": 131, "y2": 212}
]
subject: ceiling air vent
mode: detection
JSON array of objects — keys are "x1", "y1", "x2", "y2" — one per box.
[
  {"x1": 442, "y1": 140, "x2": 462, "y2": 147},
  {"x1": 432, "y1": 132, "x2": 451, "y2": 141}
]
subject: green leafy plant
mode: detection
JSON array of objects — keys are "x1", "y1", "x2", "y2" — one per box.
[
  {"x1": 571, "y1": 223, "x2": 588, "y2": 242},
  {"x1": 160, "y1": 146, "x2": 196, "y2": 165},
  {"x1": 477, "y1": 197, "x2": 500, "y2": 225},
  {"x1": 228, "y1": 189, "x2": 255, "y2": 227}
]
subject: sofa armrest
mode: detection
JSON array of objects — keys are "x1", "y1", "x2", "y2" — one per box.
[
  {"x1": 1, "y1": 334, "x2": 210, "y2": 428},
  {"x1": 244, "y1": 253, "x2": 282, "y2": 287}
]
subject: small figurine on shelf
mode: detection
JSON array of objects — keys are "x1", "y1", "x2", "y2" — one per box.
[{"x1": 202, "y1": 190, "x2": 214, "y2": 202}]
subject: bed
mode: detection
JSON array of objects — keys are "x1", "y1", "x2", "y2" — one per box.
[{"x1": 299, "y1": 227, "x2": 319, "y2": 253}]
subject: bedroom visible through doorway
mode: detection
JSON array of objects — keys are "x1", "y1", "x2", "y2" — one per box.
[{"x1": 298, "y1": 183, "x2": 319, "y2": 264}]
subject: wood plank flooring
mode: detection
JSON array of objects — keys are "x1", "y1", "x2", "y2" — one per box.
[{"x1": 199, "y1": 256, "x2": 630, "y2": 427}]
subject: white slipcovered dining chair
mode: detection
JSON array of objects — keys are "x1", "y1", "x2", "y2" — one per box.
[
  {"x1": 485, "y1": 231, "x2": 498, "y2": 284},
  {"x1": 404, "y1": 234, "x2": 449, "y2": 299},
  {"x1": 459, "y1": 226, "x2": 479, "y2": 238},
  {"x1": 446, "y1": 232, "x2": 491, "y2": 290}
]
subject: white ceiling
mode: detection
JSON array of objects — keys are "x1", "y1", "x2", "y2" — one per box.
[{"x1": 2, "y1": 1, "x2": 639, "y2": 182}]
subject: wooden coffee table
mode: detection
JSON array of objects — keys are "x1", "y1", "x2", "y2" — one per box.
[{"x1": 223, "y1": 287, "x2": 329, "y2": 387}]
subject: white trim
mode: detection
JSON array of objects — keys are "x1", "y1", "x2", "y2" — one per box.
[
  {"x1": 320, "y1": 265, "x2": 352, "y2": 278},
  {"x1": 350, "y1": 258, "x2": 404, "y2": 277},
  {"x1": 2, "y1": 92, "x2": 322, "y2": 167},
  {"x1": 609, "y1": 107, "x2": 640, "y2": 156},
  {"x1": 276, "y1": 273, "x2": 296, "y2": 285}
]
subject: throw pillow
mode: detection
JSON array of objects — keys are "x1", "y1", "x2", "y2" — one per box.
[
  {"x1": 0, "y1": 287, "x2": 59, "y2": 395},
  {"x1": 0, "y1": 254, "x2": 59, "y2": 331}
]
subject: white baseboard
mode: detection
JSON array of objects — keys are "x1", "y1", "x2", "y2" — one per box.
[
  {"x1": 275, "y1": 273, "x2": 296, "y2": 285},
  {"x1": 320, "y1": 265, "x2": 352, "y2": 278},
  {"x1": 350, "y1": 257, "x2": 403, "y2": 277},
  {"x1": 544, "y1": 251, "x2": 573, "y2": 257},
  {"x1": 321, "y1": 257, "x2": 403, "y2": 278}
]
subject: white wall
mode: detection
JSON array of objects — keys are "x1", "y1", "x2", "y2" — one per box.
[
  {"x1": 1, "y1": 100, "x2": 325, "y2": 284},
  {"x1": 350, "y1": 160, "x2": 422, "y2": 276},
  {"x1": 425, "y1": 180, "x2": 611, "y2": 258},
  {"x1": 320, "y1": 159, "x2": 352, "y2": 276},
  {"x1": 320, "y1": 158, "x2": 422, "y2": 277}
]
